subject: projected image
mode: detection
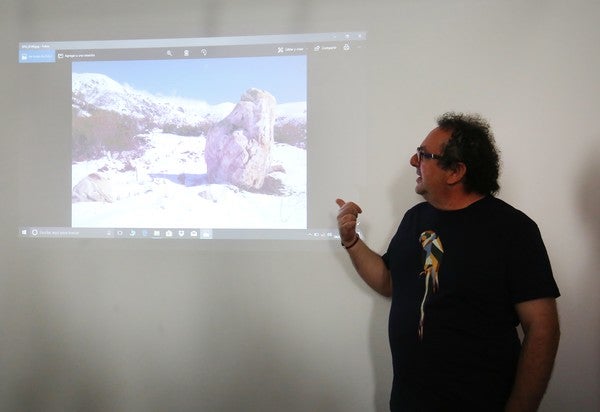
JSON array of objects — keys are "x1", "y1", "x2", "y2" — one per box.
[{"x1": 71, "y1": 56, "x2": 307, "y2": 229}]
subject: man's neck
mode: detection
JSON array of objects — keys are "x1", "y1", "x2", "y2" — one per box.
[{"x1": 427, "y1": 191, "x2": 486, "y2": 211}]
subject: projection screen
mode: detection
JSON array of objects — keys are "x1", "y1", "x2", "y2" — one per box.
[{"x1": 17, "y1": 30, "x2": 367, "y2": 243}]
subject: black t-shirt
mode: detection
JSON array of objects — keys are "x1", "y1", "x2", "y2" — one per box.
[{"x1": 382, "y1": 196, "x2": 560, "y2": 411}]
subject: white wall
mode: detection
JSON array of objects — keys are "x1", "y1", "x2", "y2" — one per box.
[{"x1": 1, "y1": 1, "x2": 598, "y2": 411}]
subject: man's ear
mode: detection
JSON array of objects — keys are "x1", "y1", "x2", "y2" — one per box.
[{"x1": 446, "y1": 162, "x2": 467, "y2": 185}]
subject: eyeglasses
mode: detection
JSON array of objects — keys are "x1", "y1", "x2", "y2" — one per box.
[{"x1": 416, "y1": 146, "x2": 443, "y2": 163}]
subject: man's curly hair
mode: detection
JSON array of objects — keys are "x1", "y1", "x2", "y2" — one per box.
[{"x1": 436, "y1": 112, "x2": 501, "y2": 195}]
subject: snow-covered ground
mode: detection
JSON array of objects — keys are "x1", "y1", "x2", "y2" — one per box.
[{"x1": 72, "y1": 132, "x2": 307, "y2": 229}]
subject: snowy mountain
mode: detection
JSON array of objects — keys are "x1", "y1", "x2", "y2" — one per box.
[
  {"x1": 72, "y1": 72, "x2": 306, "y2": 134},
  {"x1": 72, "y1": 72, "x2": 231, "y2": 130}
]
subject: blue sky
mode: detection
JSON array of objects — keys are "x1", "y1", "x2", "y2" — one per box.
[{"x1": 73, "y1": 55, "x2": 306, "y2": 104}]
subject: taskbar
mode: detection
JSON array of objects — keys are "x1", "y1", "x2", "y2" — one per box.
[{"x1": 18, "y1": 227, "x2": 349, "y2": 241}]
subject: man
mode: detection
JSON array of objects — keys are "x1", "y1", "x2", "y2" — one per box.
[{"x1": 336, "y1": 113, "x2": 560, "y2": 411}]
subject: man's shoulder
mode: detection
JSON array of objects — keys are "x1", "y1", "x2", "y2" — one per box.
[
  {"x1": 484, "y1": 196, "x2": 537, "y2": 225},
  {"x1": 405, "y1": 201, "x2": 431, "y2": 215}
]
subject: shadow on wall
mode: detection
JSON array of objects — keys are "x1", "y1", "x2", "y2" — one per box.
[
  {"x1": 577, "y1": 138, "x2": 600, "y2": 256},
  {"x1": 575, "y1": 135, "x2": 600, "y2": 405}
]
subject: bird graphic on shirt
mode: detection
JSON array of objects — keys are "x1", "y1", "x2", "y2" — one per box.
[{"x1": 418, "y1": 230, "x2": 444, "y2": 340}]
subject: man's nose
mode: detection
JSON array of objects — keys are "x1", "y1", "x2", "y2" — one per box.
[{"x1": 410, "y1": 153, "x2": 420, "y2": 167}]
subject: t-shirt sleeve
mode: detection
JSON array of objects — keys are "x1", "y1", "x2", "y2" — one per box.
[
  {"x1": 381, "y1": 212, "x2": 411, "y2": 271},
  {"x1": 506, "y1": 215, "x2": 560, "y2": 303},
  {"x1": 382, "y1": 251, "x2": 390, "y2": 269}
]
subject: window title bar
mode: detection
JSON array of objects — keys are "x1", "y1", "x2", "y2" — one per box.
[{"x1": 19, "y1": 31, "x2": 366, "y2": 51}]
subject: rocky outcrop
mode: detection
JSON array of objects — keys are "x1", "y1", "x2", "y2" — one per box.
[
  {"x1": 72, "y1": 173, "x2": 113, "y2": 202},
  {"x1": 204, "y1": 88, "x2": 277, "y2": 190}
]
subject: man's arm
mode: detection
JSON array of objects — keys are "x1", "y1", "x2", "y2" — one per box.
[
  {"x1": 505, "y1": 297, "x2": 560, "y2": 412},
  {"x1": 336, "y1": 198, "x2": 392, "y2": 297}
]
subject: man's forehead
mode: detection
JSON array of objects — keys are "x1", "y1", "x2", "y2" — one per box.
[{"x1": 421, "y1": 127, "x2": 451, "y2": 148}]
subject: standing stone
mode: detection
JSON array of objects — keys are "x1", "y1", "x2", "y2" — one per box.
[{"x1": 204, "y1": 88, "x2": 276, "y2": 190}]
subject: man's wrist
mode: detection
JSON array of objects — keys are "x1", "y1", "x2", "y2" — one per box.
[{"x1": 342, "y1": 233, "x2": 360, "y2": 249}]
